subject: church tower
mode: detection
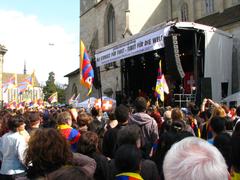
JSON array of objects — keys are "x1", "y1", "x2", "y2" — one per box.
[{"x1": 0, "y1": 44, "x2": 7, "y2": 106}]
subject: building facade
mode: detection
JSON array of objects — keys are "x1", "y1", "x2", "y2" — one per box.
[
  {"x1": 65, "y1": 0, "x2": 240, "y2": 103},
  {"x1": 0, "y1": 45, "x2": 44, "y2": 106},
  {"x1": 2, "y1": 73, "x2": 43, "y2": 104}
]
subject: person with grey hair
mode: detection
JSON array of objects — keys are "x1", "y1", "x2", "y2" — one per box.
[{"x1": 163, "y1": 137, "x2": 229, "y2": 180}]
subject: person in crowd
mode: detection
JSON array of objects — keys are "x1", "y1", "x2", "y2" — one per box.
[
  {"x1": 163, "y1": 137, "x2": 229, "y2": 180},
  {"x1": 102, "y1": 104, "x2": 129, "y2": 159},
  {"x1": 232, "y1": 121, "x2": 240, "y2": 137},
  {"x1": 158, "y1": 109, "x2": 172, "y2": 136},
  {"x1": 187, "y1": 103, "x2": 203, "y2": 137},
  {"x1": 88, "y1": 107, "x2": 106, "y2": 150},
  {"x1": 57, "y1": 111, "x2": 80, "y2": 152},
  {"x1": 229, "y1": 106, "x2": 236, "y2": 120},
  {"x1": 47, "y1": 166, "x2": 93, "y2": 180},
  {"x1": 208, "y1": 116, "x2": 226, "y2": 144},
  {"x1": 88, "y1": 107, "x2": 105, "y2": 134},
  {"x1": 24, "y1": 128, "x2": 73, "y2": 179},
  {"x1": 0, "y1": 115, "x2": 28, "y2": 179},
  {"x1": 77, "y1": 112, "x2": 93, "y2": 133},
  {"x1": 171, "y1": 107, "x2": 195, "y2": 136},
  {"x1": 129, "y1": 97, "x2": 159, "y2": 157},
  {"x1": 77, "y1": 131, "x2": 110, "y2": 180},
  {"x1": 231, "y1": 135, "x2": 240, "y2": 180},
  {"x1": 233, "y1": 105, "x2": 240, "y2": 129},
  {"x1": 25, "y1": 111, "x2": 42, "y2": 135},
  {"x1": 68, "y1": 108, "x2": 79, "y2": 129},
  {"x1": 221, "y1": 104, "x2": 234, "y2": 132},
  {"x1": 199, "y1": 108, "x2": 212, "y2": 140},
  {"x1": 213, "y1": 132, "x2": 232, "y2": 171},
  {"x1": 115, "y1": 144, "x2": 143, "y2": 180},
  {"x1": 109, "y1": 124, "x2": 159, "y2": 180},
  {"x1": 206, "y1": 105, "x2": 226, "y2": 140},
  {"x1": 153, "y1": 122, "x2": 193, "y2": 179},
  {"x1": 0, "y1": 110, "x2": 12, "y2": 137},
  {"x1": 24, "y1": 128, "x2": 96, "y2": 179},
  {"x1": 104, "y1": 111, "x2": 118, "y2": 132},
  {"x1": 149, "y1": 105, "x2": 162, "y2": 129}
]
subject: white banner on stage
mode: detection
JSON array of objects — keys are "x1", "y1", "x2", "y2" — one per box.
[{"x1": 95, "y1": 26, "x2": 171, "y2": 67}]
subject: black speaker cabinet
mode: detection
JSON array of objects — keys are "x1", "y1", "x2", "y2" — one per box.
[
  {"x1": 200, "y1": 77, "x2": 212, "y2": 100},
  {"x1": 164, "y1": 34, "x2": 185, "y2": 80}
]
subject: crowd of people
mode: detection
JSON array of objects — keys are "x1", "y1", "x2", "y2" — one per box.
[{"x1": 0, "y1": 96, "x2": 240, "y2": 180}]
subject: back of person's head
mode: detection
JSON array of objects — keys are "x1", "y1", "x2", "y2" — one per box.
[
  {"x1": 221, "y1": 105, "x2": 229, "y2": 115},
  {"x1": 211, "y1": 107, "x2": 226, "y2": 118},
  {"x1": 116, "y1": 124, "x2": 141, "y2": 147},
  {"x1": 114, "y1": 104, "x2": 129, "y2": 124},
  {"x1": 7, "y1": 115, "x2": 25, "y2": 132},
  {"x1": 134, "y1": 97, "x2": 147, "y2": 112},
  {"x1": 233, "y1": 122, "x2": 240, "y2": 137},
  {"x1": 48, "y1": 166, "x2": 93, "y2": 180},
  {"x1": 91, "y1": 107, "x2": 99, "y2": 117},
  {"x1": 163, "y1": 137, "x2": 229, "y2": 180},
  {"x1": 28, "y1": 111, "x2": 41, "y2": 126},
  {"x1": 171, "y1": 108, "x2": 184, "y2": 121},
  {"x1": 25, "y1": 128, "x2": 73, "y2": 175},
  {"x1": 231, "y1": 135, "x2": 240, "y2": 173},
  {"x1": 170, "y1": 120, "x2": 186, "y2": 133},
  {"x1": 77, "y1": 131, "x2": 99, "y2": 155},
  {"x1": 77, "y1": 112, "x2": 92, "y2": 127},
  {"x1": 115, "y1": 144, "x2": 142, "y2": 173},
  {"x1": 163, "y1": 110, "x2": 172, "y2": 122},
  {"x1": 57, "y1": 111, "x2": 72, "y2": 125},
  {"x1": 210, "y1": 117, "x2": 226, "y2": 134},
  {"x1": 213, "y1": 132, "x2": 232, "y2": 170},
  {"x1": 107, "y1": 111, "x2": 116, "y2": 121},
  {"x1": 188, "y1": 103, "x2": 199, "y2": 116}
]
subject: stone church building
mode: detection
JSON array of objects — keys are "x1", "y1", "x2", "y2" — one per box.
[{"x1": 65, "y1": 0, "x2": 240, "y2": 103}]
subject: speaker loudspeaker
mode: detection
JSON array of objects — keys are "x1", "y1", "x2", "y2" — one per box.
[{"x1": 164, "y1": 34, "x2": 185, "y2": 80}]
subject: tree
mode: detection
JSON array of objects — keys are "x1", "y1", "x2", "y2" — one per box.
[{"x1": 43, "y1": 72, "x2": 65, "y2": 103}]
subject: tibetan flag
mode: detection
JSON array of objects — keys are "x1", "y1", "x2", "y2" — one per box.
[
  {"x1": 116, "y1": 172, "x2": 143, "y2": 180},
  {"x1": 18, "y1": 71, "x2": 35, "y2": 93},
  {"x1": 155, "y1": 60, "x2": 169, "y2": 102},
  {"x1": 48, "y1": 92, "x2": 58, "y2": 104},
  {"x1": 80, "y1": 40, "x2": 94, "y2": 96},
  {"x1": 2, "y1": 74, "x2": 17, "y2": 92}
]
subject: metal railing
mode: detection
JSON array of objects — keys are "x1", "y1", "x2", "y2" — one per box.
[{"x1": 174, "y1": 93, "x2": 196, "y2": 107}]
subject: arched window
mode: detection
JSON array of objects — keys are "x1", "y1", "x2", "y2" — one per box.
[
  {"x1": 181, "y1": 3, "x2": 189, "y2": 21},
  {"x1": 72, "y1": 83, "x2": 77, "y2": 97},
  {"x1": 107, "y1": 5, "x2": 116, "y2": 44},
  {"x1": 205, "y1": 0, "x2": 214, "y2": 14}
]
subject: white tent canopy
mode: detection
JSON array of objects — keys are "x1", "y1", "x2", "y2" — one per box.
[{"x1": 221, "y1": 91, "x2": 240, "y2": 106}]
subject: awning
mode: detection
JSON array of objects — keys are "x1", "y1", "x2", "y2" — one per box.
[
  {"x1": 95, "y1": 22, "x2": 233, "y2": 67},
  {"x1": 95, "y1": 22, "x2": 173, "y2": 67}
]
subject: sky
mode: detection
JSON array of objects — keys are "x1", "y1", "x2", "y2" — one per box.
[{"x1": 0, "y1": 0, "x2": 80, "y2": 85}]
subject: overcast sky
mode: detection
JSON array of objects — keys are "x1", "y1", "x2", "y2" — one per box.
[{"x1": 0, "y1": 0, "x2": 80, "y2": 85}]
